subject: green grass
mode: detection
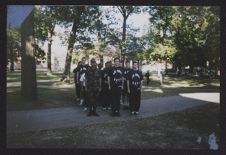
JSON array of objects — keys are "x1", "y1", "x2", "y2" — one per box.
[
  {"x1": 7, "y1": 73, "x2": 219, "y2": 111},
  {"x1": 7, "y1": 71, "x2": 74, "y2": 82},
  {"x1": 7, "y1": 87, "x2": 75, "y2": 111},
  {"x1": 7, "y1": 103, "x2": 219, "y2": 149},
  {"x1": 143, "y1": 75, "x2": 219, "y2": 88},
  {"x1": 141, "y1": 87, "x2": 219, "y2": 99}
]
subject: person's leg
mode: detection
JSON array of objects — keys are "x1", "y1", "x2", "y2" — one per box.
[
  {"x1": 129, "y1": 91, "x2": 133, "y2": 113},
  {"x1": 115, "y1": 87, "x2": 121, "y2": 115},
  {"x1": 111, "y1": 87, "x2": 116, "y2": 114},
  {"x1": 93, "y1": 93, "x2": 99, "y2": 116},
  {"x1": 135, "y1": 90, "x2": 141, "y2": 114},
  {"x1": 80, "y1": 86, "x2": 84, "y2": 105},
  {"x1": 83, "y1": 87, "x2": 88, "y2": 111},
  {"x1": 87, "y1": 94, "x2": 92, "y2": 116},
  {"x1": 102, "y1": 85, "x2": 107, "y2": 109},
  {"x1": 107, "y1": 89, "x2": 112, "y2": 110},
  {"x1": 122, "y1": 83, "x2": 127, "y2": 104},
  {"x1": 130, "y1": 90, "x2": 136, "y2": 114},
  {"x1": 76, "y1": 83, "x2": 81, "y2": 99}
]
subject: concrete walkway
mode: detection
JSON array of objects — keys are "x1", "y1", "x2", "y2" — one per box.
[{"x1": 7, "y1": 92, "x2": 219, "y2": 133}]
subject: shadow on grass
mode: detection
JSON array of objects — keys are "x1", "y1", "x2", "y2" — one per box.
[
  {"x1": 7, "y1": 87, "x2": 75, "y2": 111},
  {"x1": 7, "y1": 71, "x2": 74, "y2": 83}
]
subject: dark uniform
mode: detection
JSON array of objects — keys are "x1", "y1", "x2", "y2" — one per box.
[
  {"x1": 98, "y1": 66, "x2": 103, "y2": 107},
  {"x1": 86, "y1": 66, "x2": 101, "y2": 116},
  {"x1": 101, "y1": 67, "x2": 111, "y2": 109},
  {"x1": 145, "y1": 71, "x2": 150, "y2": 86},
  {"x1": 127, "y1": 69, "x2": 143, "y2": 114},
  {"x1": 77, "y1": 64, "x2": 89, "y2": 107},
  {"x1": 73, "y1": 65, "x2": 81, "y2": 100},
  {"x1": 122, "y1": 67, "x2": 132, "y2": 106},
  {"x1": 110, "y1": 66, "x2": 124, "y2": 116}
]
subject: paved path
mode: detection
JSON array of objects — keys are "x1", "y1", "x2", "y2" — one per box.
[{"x1": 7, "y1": 92, "x2": 219, "y2": 133}]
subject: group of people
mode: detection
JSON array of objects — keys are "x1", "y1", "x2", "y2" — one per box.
[{"x1": 73, "y1": 57, "x2": 143, "y2": 117}]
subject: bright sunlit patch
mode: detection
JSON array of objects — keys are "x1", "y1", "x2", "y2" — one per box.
[
  {"x1": 143, "y1": 88, "x2": 163, "y2": 93},
  {"x1": 179, "y1": 93, "x2": 220, "y2": 104}
]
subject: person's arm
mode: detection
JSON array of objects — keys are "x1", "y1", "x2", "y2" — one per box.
[
  {"x1": 140, "y1": 72, "x2": 143, "y2": 91},
  {"x1": 140, "y1": 80, "x2": 143, "y2": 91},
  {"x1": 121, "y1": 76, "x2": 124, "y2": 90},
  {"x1": 107, "y1": 76, "x2": 111, "y2": 90},
  {"x1": 99, "y1": 73, "x2": 102, "y2": 92},
  {"x1": 76, "y1": 71, "x2": 79, "y2": 84},
  {"x1": 127, "y1": 80, "x2": 130, "y2": 94}
]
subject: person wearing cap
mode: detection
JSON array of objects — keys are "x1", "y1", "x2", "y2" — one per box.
[
  {"x1": 127, "y1": 61, "x2": 143, "y2": 115},
  {"x1": 85, "y1": 58, "x2": 102, "y2": 116}
]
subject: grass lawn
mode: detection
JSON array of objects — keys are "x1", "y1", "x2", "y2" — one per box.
[
  {"x1": 7, "y1": 103, "x2": 220, "y2": 149},
  {"x1": 7, "y1": 72, "x2": 219, "y2": 111},
  {"x1": 7, "y1": 87, "x2": 75, "y2": 111},
  {"x1": 7, "y1": 71, "x2": 75, "y2": 82}
]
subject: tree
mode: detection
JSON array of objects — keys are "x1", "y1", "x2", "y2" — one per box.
[
  {"x1": 51, "y1": 6, "x2": 101, "y2": 81},
  {"x1": 7, "y1": 26, "x2": 21, "y2": 72},
  {"x1": 116, "y1": 6, "x2": 141, "y2": 66},
  {"x1": 34, "y1": 6, "x2": 58, "y2": 73},
  {"x1": 171, "y1": 6, "x2": 211, "y2": 74},
  {"x1": 203, "y1": 7, "x2": 220, "y2": 76},
  {"x1": 145, "y1": 6, "x2": 177, "y2": 74}
]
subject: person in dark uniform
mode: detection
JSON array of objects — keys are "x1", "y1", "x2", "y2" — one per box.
[
  {"x1": 76, "y1": 57, "x2": 89, "y2": 111},
  {"x1": 145, "y1": 71, "x2": 150, "y2": 86},
  {"x1": 122, "y1": 61, "x2": 132, "y2": 108},
  {"x1": 85, "y1": 58, "x2": 102, "y2": 116},
  {"x1": 73, "y1": 61, "x2": 82, "y2": 102},
  {"x1": 101, "y1": 61, "x2": 112, "y2": 110},
  {"x1": 109, "y1": 57, "x2": 124, "y2": 116},
  {"x1": 127, "y1": 61, "x2": 143, "y2": 115},
  {"x1": 97, "y1": 62, "x2": 104, "y2": 107}
]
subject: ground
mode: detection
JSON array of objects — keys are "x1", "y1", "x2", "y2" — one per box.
[
  {"x1": 7, "y1": 103, "x2": 219, "y2": 149},
  {"x1": 6, "y1": 71, "x2": 220, "y2": 149}
]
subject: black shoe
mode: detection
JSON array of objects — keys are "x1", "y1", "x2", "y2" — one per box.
[
  {"x1": 87, "y1": 112, "x2": 92, "y2": 116},
  {"x1": 115, "y1": 111, "x2": 120, "y2": 117},
  {"x1": 112, "y1": 112, "x2": 116, "y2": 117},
  {"x1": 93, "y1": 112, "x2": 99, "y2": 116}
]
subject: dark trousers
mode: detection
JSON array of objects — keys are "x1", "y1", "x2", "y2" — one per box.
[
  {"x1": 147, "y1": 78, "x2": 150, "y2": 85},
  {"x1": 102, "y1": 84, "x2": 111, "y2": 108},
  {"x1": 111, "y1": 86, "x2": 121, "y2": 112},
  {"x1": 129, "y1": 89, "x2": 141, "y2": 112},
  {"x1": 75, "y1": 83, "x2": 81, "y2": 98},
  {"x1": 87, "y1": 90, "x2": 99, "y2": 112},
  {"x1": 122, "y1": 82, "x2": 129, "y2": 104},
  {"x1": 81, "y1": 86, "x2": 88, "y2": 107}
]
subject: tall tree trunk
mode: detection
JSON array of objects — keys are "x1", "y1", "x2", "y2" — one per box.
[
  {"x1": 165, "y1": 60, "x2": 168, "y2": 75},
  {"x1": 122, "y1": 17, "x2": 127, "y2": 67},
  {"x1": 47, "y1": 31, "x2": 53, "y2": 73},
  {"x1": 9, "y1": 46, "x2": 14, "y2": 72},
  {"x1": 61, "y1": 32, "x2": 75, "y2": 82},
  {"x1": 189, "y1": 65, "x2": 194, "y2": 74}
]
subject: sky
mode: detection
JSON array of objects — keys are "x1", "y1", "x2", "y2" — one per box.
[
  {"x1": 7, "y1": 5, "x2": 151, "y2": 63},
  {"x1": 7, "y1": 5, "x2": 34, "y2": 28},
  {"x1": 7, "y1": 5, "x2": 150, "y2": 35}
]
